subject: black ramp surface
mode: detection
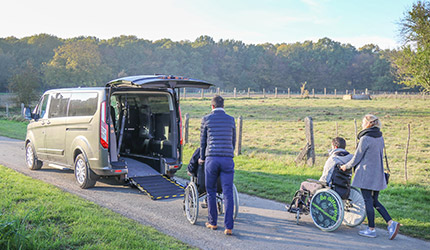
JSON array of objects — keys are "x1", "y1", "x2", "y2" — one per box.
[
  {"x1": 131, "y1": 175, "x2": 185, "y2": 200},
  {"x1": 122, "y1": 157, "x2": 159, "y2": 177}
]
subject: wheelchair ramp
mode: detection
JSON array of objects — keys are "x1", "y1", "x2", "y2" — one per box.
[
  {"x1": 122, "y1": 157, "x2": 160, "y2": 177},
  {"x1": 129, "y1": 175, "x2": 185, "y2": 200}
]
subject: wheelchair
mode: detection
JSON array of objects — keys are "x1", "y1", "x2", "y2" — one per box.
[
  {"x1": 183, "y1": 164, "x2": 239, "y2": 225},
  {"x1": 286, "y1": 167, "x2": 366, "y2": 232}
]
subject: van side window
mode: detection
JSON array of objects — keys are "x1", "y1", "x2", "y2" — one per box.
[
  {"x1": 36, "y1": 94, "x2": 49, "y2": 118},
  {"x1": 68, "y1": 93, "x2": 98, "y2": 117},
  {"x1": 49, "y1": 93, "x2": 71, "y2": 118}
]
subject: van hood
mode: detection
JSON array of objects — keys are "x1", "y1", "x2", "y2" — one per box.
[{"x1": 107, "y1": 75, "x2": 213, "y2": 89}]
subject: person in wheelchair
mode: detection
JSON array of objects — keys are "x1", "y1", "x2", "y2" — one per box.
[
  {"x1": 287, "y1": 137, "x2": 353, "y2": 213},
  {"x1": 187, "y1": 147, "x2": 222, "y2": 208}
]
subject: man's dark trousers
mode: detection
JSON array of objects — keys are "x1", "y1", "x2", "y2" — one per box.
[{"x1": 205, "y1": 156, "x2": 235, "y2": 230}]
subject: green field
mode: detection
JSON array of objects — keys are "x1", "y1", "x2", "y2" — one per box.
[
  {"x1": 1, "y1": 96, "x2": 429, "y2": 240},
  {"x1": 0, "y1": 165, "x2": 193, "y2": 250},
  {"x1": 176, "y1": 96, "x2": 430, "y2": 239}
]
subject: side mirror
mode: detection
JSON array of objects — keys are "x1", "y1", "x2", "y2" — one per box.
[{"x1": 24, "y1": 107, "x2": 34, "y2": 120}]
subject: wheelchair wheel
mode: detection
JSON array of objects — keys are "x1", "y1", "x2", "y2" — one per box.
[
  {"x1": 217, "y1": 194, "x2": 224, "y2": 215},
  {"x1": 184, "y1": 182, "x2": 199, "y2": 224},
  {"x1": 343, "y1": 187, "x2": 366, "y2": 227},
  {"x1": 310, "y1": 188, "x2": 344, "y2": 232},
  {"x1": 233, "y1": 184, "x2": 239, "y2": 220}
]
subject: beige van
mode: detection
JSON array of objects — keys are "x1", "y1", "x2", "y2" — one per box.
[{"x1": 25, "y1": 75, "x2": 212, "y2": 191}]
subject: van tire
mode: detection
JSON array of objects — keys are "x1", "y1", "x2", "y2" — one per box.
[
  {"x1": 74, "y1": 154, "x2": 97, "y2": 189},
  {"x1": 26, "y1": 142, "x2": 43, "y2": 170}
]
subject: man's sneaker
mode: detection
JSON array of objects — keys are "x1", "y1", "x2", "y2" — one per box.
[
  {"x1": 358, "y1": 228, "x2": 376, "y2": 238},
  {"x1": 388, "y1": 221, "x2": 400, "y2": 240},
  {"x1": 224, "y1": 229, "x2": 233, "y2": 235},
  {"x1": 205, "y1": 222, "x2": 218, "y2": 230}
]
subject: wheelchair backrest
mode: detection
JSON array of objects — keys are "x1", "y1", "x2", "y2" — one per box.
[{"x1": 330, "y1": 164, "x2": 352, "y2": 199}]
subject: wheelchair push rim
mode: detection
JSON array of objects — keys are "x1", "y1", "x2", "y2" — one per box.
[
  {"x1": 343, "y1": 187, "x2": 366, "y2": 227},
  {"x1": 310, "y1": 188, "x2": 344, "y2": 232},
  {"x1": 184, "y1": 182, "x2": 199, "y2": 224}
]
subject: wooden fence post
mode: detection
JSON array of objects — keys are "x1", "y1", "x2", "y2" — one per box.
[
  {"x1": 263, "y1": 88, "x2": 266, "y2": 98},
  {"x1": 217, "y1": 87, "x2": 220, "y2": 95},
  {"x1": 295, "y1": 116, "x2": 315, "y2": 166},
  {"x1": 236, "y1": 116, "x2": 243, "y2": 156},
  {"x1": 184, "y1": 113, "x2": 189, "y2": 144},
  {"x1": 365, "y1": 88, "x2": 368, "y2": 95},
  {"x1": 275, "y1": 87, "x2": 278, "y2": 98},
  {"x1": 346, "y1": 89, "x2": 349, "y2": 95},
  {"x1": 183, "y1": 88, "x2": 186, "y2": 99},
  {"x1": 324, "y1": 88, "x2": 327, "y2": 96},
  {"x1": 21, "y1": 103, "x2": 25, "y2": 117},
  {"x1": 353, "y1": 89, "x2": 356, "y2": 95},
  {"x1": 201, "y1": 89, "x2": 204, "y2": 99},
  {"x1": 6, "y1": 103, "x2": 9, "y2": 117},
  {"x1": 312, "y1": 89, "x2": 315, "y2": 98},
  {"x1": 334, "y1": 89, "x2": 337, "y2": 97},
  {"x1": 234, "y1": 88, "x2": 237, "y2": 98},
  {"x1": 404, "y1": 124, "x2": 411, "y2": 182},
  {"x1": 288, "y1": 88, "x2": 290, "y2": 98},
  {"x1": 248, "y1": 88, "x2": 251, "y2": 98}
]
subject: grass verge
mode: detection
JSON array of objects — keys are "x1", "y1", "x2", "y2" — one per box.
[
  {"x1": 0, "y1": 165, "x2": 193, "y2": 250},
  {"x1": 0, "y1": 119, "x2": 28, "y2": 140}
]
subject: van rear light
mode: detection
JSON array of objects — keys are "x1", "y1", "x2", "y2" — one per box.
[
  {"x1": 168, "y1": 164, "x2": 180, "y2": 169},
  {"x1": 100, "y1": 101, "x2": 109, "y2": 149}
]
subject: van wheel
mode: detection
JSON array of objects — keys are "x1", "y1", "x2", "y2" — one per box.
[
  {"x1": 74, "y1": 154, "x2": 97, "y2": 189},
  {"x1": 26, "y1": 142, "x2": 43, "y2": 170}
]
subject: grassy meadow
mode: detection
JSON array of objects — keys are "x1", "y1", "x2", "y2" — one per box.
[{"x1": 176, "y1": 96, "x2": 430, "y2": 239}]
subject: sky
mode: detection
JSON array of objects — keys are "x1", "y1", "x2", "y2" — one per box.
[{"x1": 0, "y1": 0, "x2": 417, "y2": 49}]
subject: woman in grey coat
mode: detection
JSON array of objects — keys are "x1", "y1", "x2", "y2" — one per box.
[{"x1": 341, "y1": 114, "x2": 400, "y2": 240}]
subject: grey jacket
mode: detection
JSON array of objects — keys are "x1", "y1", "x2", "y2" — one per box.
[
  {"x1": 319, "y1": 148, "x2": 353, "y2": 184},
  {"x1": 344, "y1": 135, "x2": 387, "y2": 191}
]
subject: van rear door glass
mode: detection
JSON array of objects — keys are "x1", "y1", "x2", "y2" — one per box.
[{"x1": 68, "y1": 93, "x2": 98, "y2": 117}]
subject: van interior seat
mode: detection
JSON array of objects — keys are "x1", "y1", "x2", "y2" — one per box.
[{"x1": 150, "y1": 113, "x2": 172, "y2": 157}]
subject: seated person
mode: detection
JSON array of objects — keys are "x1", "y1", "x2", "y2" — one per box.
[
  {"x1": 299, "y1": 137, "x2": 353, "y2": 194},
  {"x1": 187, "y1": 148, "x2": 201, "y2": 177},
  {"x1": 187, "y1": 147, "x2": 222, "y2": 207}
]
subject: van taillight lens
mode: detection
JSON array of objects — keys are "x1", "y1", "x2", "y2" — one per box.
[
  {"x1": 178, "y1": 105, "x2": 183, "y2": 145},
  {"x1": 100, "y1": 101, "x2": 109, "y2": 149}
]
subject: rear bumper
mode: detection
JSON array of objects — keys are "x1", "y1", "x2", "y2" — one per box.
[
  {"x1": 92, "y1": 167, "x2": 128, "y2": 176},
  {"x1": 92, "y1": 161, "x2": 128, "y2": 176}
]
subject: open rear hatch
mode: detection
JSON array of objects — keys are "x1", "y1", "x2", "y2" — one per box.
[
  {"x1": 106, "y1": 75, "x2": 213, "y2": 89},
  {"x1": 106, "y1": 75, "x2": 212, "y2": 200}
]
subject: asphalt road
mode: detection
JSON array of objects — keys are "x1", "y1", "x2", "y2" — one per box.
[{"x1": 0, "y1": 136, "x2": 429, "y2": 250}]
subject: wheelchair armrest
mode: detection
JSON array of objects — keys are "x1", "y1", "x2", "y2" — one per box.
[{"x1": 306, "y1": 179, "x2": 328, "y2": 187}]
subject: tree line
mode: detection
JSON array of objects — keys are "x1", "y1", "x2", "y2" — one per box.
[{"x1": 0, "y1": 34, "x2": 404, "y2": 104}]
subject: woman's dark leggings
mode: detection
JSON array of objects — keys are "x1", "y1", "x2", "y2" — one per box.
[{"x1": 361, "y1": 189, "x2": 392, "y2": 228}]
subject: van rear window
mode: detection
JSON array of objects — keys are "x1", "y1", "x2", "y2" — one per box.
[{"x1": 68, "y1": 93, "x2": 98, "y2": 117}]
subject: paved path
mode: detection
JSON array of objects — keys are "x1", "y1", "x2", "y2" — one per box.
[{"x1": 0, "y1": 136, "x2": 428, "y2": 249}]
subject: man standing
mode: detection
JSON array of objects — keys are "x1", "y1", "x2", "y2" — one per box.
[{"x1": 199, "y1": 95, "x2": 236, "y2": 235}]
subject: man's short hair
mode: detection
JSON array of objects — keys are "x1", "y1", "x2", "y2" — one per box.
[
  {"x1": 332, "y1": 137, "x2": 346, "y2": 149},
  {"x1": 211, "y1": 95, "x2": 224, "y2": 108}
]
